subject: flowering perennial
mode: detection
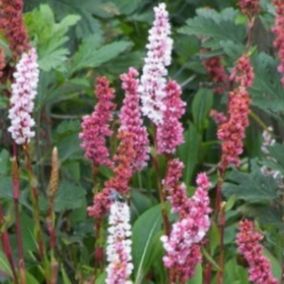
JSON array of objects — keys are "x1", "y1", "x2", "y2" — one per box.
[
  {"x1": 238, "y1": 0, "x2": 260, "y2": 18},
  {"x1": 0, "y1": 0, "x2": 30, "y2": 57},
  {"x1": 216, "y1": 55, "x2": 254, "y2": 171},
  {"x1": 79, "y1": 77, "x2": 116, "y2": 168},
  {"x1": 88, "y1": 132, "x2": 136, "y2": 218},
  {"x1": 106, "y1": 201, "x2": 133, "y2": 284},
  {"x1": 161, "y1": 164, "x2": 211, "y2": 283},
  {"x1": 236, "y1": 220, "x2": 278, "y2": 284},
  {"x1": 140, "y1": 3, "x2": 173, "y2": 125},
  {"x1": 156, "y1": 80, "x2": 186, "y2": 154},
  {"x1": 119, "y1": 67, "x2": 150, "y2": 171},
  {"x1": 203, "y1": 56, "x2": 229, "y2": 94},
  {"x1": 273, "y1": 1, "x2": 284, "y2": 86},
  {"x1": 8, "y1": 48, "x2": 39, "y2": 145}
]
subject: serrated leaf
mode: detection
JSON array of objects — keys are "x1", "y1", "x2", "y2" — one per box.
[
  {"x1": 25, "y1": 4, "x2": 80, "y2": 71},
  {"x1": 70, "y1": 39, "x2": 132, "y2": 73},
  {"x1": 179, "y1": 8, "x2": 245, "y2": 48},
  {"x1": 251, "y1": 52, "x2": 284, "y2": 115},
  {"x1": 223, "y1": 162, "x2": 278, "y2": 203}
]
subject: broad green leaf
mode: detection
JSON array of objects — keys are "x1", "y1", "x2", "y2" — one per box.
[
  {"x1": 263, "y1": 248, "x2": 282, "y2": 280},
  {"x1": 96, "y1": 272, "x2": 106, "y2": 284},
  {"x1": 0, "y1": 251, "x2": 12, "y2": 277},
  {"x1": 133, "y1": 205, "x2": 162, "y2": 284},
  {"x1": 55, "y1": 181, "x2": 86, "y2": 211},
  {"x1": 187, "y1": 264, "x2": 202, "y2": 284},
  {"x1": 178, "y1": 122, "x2": 202, "y2": 186},
  {"x1": 192, "y1": 88, "x2": 213, "y2": 131},
  {"x1": 0, "y1": 149, "x2": 9, "y2": 176},
  {"x1": 70, "y1": 38, "x2": 132, "y2": 73},
  {"x1": 61, "y1": 267, "x2": 72, "y2": 284}
]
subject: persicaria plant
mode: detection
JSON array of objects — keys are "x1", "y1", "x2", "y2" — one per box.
[{"x1": 0, "y1": 0, "x2": 283, "y2": 283}]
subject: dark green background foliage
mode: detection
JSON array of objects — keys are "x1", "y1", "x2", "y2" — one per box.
[{"x1": 0, "y1": 0, "x2": 283, "y2": 283}]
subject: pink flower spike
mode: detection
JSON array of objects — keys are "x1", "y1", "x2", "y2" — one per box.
[
  {"x1": 119, "y1": 67, "x2": 150, "y2": 172},
  {"x1": 79, "y1": 76, "x2": 116, "y2": 167},
  {"x1": 236, "y1": 220, "x2": 278, "y2": 284},
  {"x1": 238, "y1": 0, "x2": 260, "y2": 18},
  {"x1": 273, "y1": 1, "x2": 284, "y2": 86},
  {"x1": 230, "y1": 55, "x2": 254, "y2": 88},
  {"x1": 88, "y1": 132, "x2": 136, "y2": 218},
  {"x1": 161, "y1": 169, "x2": 211, "y2": 283},
  {"x1": 8, "y1": 48, "x2": 39, "y2": 145},
  {"x1": 162, "y1": 159, "x2": 189, "y2": 218},
  {"x1": 203, "y1": 56, "x2": 229, "y2": 94},
  {"x1": 140, "y1": 3, "x2": 173, "y2": 125},
  {"x1": 106, "y1": 201, "x2": 133, "y2": 284},
  {"x1": 156, "y1": 80, "x2": 186, "y2": 154}
]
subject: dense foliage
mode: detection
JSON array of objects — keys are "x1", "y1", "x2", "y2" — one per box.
[{"x1": 0, "y1": 0, "x2": 283, "y2": 283}]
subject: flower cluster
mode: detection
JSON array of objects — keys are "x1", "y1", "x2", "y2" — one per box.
[
  {"x1": 238, "y1": 0, "x2": 260, "y2": 18},
  {"x1": 162, "y1": 159, "x2": 189, "y2": 217},
  {"x1": 210, "y1": 110, "x2": 227, "y2": 125},
  {"x1": 273, "y1": 1, "x2": 284, "y2": 86},
  {"x1": 230, "y1": 55, "x2": 254, "y2": 88},
  {"x1": 216, "y1": 55, "x2": 254, "y2": 172},
  {"x1": 203, "y1": 56, "x2": 229, "y2": 94},
  {"x1": 106, "y1": 201, "x2": 133, "y2": 284},
  {"x1": 140, "y1": 3, "x2": 173, "y2": 125},
  {"x1": 217, "y1": 87, "x2": 251, "y2": 171},
  {"x1": 88, "y1": 132, "x2": 136, "y2": 218},
  {"x1": 0, "y1": 0, "x2": 30, "y2": 57},
  {"x1": 119, "y1": 67, "x2": 150, "y2": 171},
  {"x1": 156, "y1": 81, "x2": 185, "y2": 154},
  {"x1": 79, "y1": 77, "x2": 116, "y2": 168},
  {"x1": 236, "y1": 220, "x2": 278, "y2": 284},
  {"x1": 8, "y1": 48, "x2": 39, "y2": 145},
  {"x1": 161, "y1": 161, "x2": 211, "y2": 282}
]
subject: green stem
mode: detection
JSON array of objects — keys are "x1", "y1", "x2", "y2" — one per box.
[
  {"x1": 249, "y1": 111, "x2": 268, "y2": 130},
  {"x1": 23, "y1": 144, "x2": 46, "y2": 261}
]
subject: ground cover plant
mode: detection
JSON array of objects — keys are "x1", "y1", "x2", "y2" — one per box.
[{"x1": 0, "y1": 0, "x2": 283, "y2": 283}]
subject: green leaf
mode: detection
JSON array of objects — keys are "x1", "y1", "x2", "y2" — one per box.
[
  {"x1": 0, "y1": 149, "x2": 10, "y2": 176},
  {"x1": 263, "y1": 248, "x2": 282, "y2": 280},
  {"x1": 25, "y1": 4, "x2": 80, "y2": 71},
  {"x1": 61, "y1": 266, "x2": 72, "y2": 284},
  {"x1": 192, "y1": 88, "x2": 213, "y2": 131},
  {"x1": 178, "y1": 122, "x2": 202, "y2": 186},
  {"x1": 55, "y1": 181, "x2": 86, "y2": 212},
  {"x1": 251, "y1": 53, "x2": 284, "y2": 116},
  {"x1": 223, "y1": 162, "x2": 278, "y2": 203},
  {"x1": 0, "y1": 251, "x2": 12, "y2": 277},
  {"x1": 133, "y1": 205, "x2": 162, "y2": 284},
  {"x1": 179, "y1": 8, "x2": 245, "y2": 48},
  {"x1": 70, "y1": 38, "x2": 132, "y2": 73},
  {"x1": 187, "y1": 264, "x2": 203, "y2": 284}
]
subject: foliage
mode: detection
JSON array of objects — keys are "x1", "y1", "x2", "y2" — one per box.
[{"x1": 0, "y1": 0, "x2": 283, "y2": 283}]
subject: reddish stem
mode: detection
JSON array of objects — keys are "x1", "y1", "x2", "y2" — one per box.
[
  {"x1": 0, "y1": 204, "x2": 18, "y2": 283},
  {"x1": 11, "y1": 153, "x2": 26, "y2": 284}
]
